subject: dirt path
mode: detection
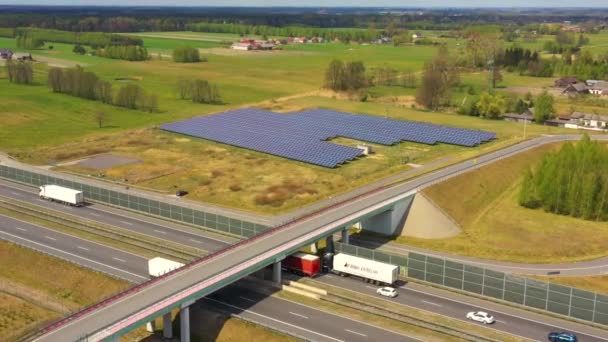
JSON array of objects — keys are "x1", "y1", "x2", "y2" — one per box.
[{"x1": 0, "y1": 278, "x2": 78, "y2": 313}]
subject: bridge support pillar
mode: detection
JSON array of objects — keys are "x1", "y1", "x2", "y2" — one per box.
[
  {"x1": 180, "y1": 305, "x2": 190, "y2": 342},
  {"x1": 341, "y1": 228, "x2": 349, "y2": 244},
  {"x1": 163, "y1": 312, "x2": 173, "y2": 339},
  {"x1": 273, "y1": 261, "x2": 282, "y2": 285},
  {"x1": 310, "y1": 242, "x2": 318, "y2": 254},
  {"x1": 325, "y1": 235, "x2": 334, "y2": 254},
  {"x1": 145, "y1": 320, "x2": 155, "y2": 333}
]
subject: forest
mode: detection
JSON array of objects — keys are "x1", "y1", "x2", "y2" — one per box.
[{"x1": 519, "y1": 135, "x2": 608, "y2": 221}]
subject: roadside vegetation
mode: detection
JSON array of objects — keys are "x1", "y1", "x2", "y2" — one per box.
[{"x1": 413, "y1": 142, "x2": 608, "y2": 263}]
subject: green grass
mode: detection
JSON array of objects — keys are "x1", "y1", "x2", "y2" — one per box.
[
  {"x1": 409, "y1": 142, "x2": 608, "y2": 263},
  {"x1": 141, "y1": 36, "x2": 224, "y2": 55}
]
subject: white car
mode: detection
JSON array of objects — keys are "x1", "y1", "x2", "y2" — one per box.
[
  {"x1": 466, "y1": 311, "x2": 495, "y2": 324},
  {"x1": 376, "y1": 287, "x2": 398, "y2": 298}
]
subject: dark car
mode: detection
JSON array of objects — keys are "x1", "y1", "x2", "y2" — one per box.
[
  {"x1": 548, "y1": 332, "x2": 577, "y2": 342},
  {"x1": 175, "y1": 190, "x2": 188, "y2": 197}
]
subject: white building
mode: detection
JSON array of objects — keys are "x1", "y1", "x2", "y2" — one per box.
[{"x1": 231, "y1": 43, "x2": 252, "y2": 51}]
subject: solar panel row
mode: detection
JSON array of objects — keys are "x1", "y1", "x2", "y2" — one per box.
[{"x1": 160, "y1": 108, "x2": 496, "y2": 168}]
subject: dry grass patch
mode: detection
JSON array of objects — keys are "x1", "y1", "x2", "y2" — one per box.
[
  {"x1": 529, "y1": 275, "x2": 608, "y2": 295},
  {"x1": 0, "y1": 293, "x2": 58, "y2": 341},
  {"x1": 401, "y1": 142, "x2": 608, "y2": 263}
]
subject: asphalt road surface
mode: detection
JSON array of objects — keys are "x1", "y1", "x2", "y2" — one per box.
[
  {"x1": 307, "y1": 273, "x2": 608, "y2": 342},
  {"x1": 2, "y1": 217, "x2": 606, "y2": 341},
  {"x1": 0, "y1": 181, "x2": 231, "y2": 253}
]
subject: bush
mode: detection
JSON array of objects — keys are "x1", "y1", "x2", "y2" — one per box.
[
  {"x1": 73, "y1": 45, "x2": 86, "y2": 55},
  {"x1": 172, "y1": 46, "x2": 203, "y2": 63}
]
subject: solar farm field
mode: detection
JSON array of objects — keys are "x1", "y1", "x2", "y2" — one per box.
[{"x1": 161, "y1": 108, "x2": 495, "y2": 167}]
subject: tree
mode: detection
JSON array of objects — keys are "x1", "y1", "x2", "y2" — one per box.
[
  {"x1": 172, "y1": 46, "x2": 202, "y2": 63},
  {"x1": 73, "y1": 44, "x2": 86, "y2": 55},
  {"x1": 47, "y1": 67, "x2": 63, "y2": 92},
  {"x1": 94, "y1": 80, "x2": 113, "y2": 104},
  {"x1": 476, "y1": 92, "x2": 506, "y2": 119},
  {"x1": 489, "y1": 66, "x2": 503, "y2": 89},
  {"x1": 344, "y1": 61, "x2": 366, "y2": 90},
  {"x1": 177, "y1": 79, "x2": 193, "y2": 99},
  {"x1": 534, "y1": 90, "x2": 554, "y2": 123},
  {"x1": 94, "y1": 111, "x2": 106, "y2": 128},
  {"x1": 416, "y1": 46, "x2": 459, "y2": 110},
  {"x1": 5, "y1": 60, "x2": 34, "y2": 85},
  {"x1": 325, "y1": 59, "x2": 345, "y2": 91}
]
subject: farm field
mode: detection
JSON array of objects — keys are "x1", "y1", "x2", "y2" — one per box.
[
  {"x1": 1, "y1": 29, "x2": 608, "y2": 214},
  {"x1": 401, "y1": 142, "x2": 608, "y2": 263}
]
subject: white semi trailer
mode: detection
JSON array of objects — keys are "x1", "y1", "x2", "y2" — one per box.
[
  {"x1": 148, "y1": 257, "x2": 185, "y2": 278},
  {"x1": 331, "y1": 253, "x2": 398, "y2": 286},
  {"x1": 39, "y1": 185, "x2": 84, "y2": 206}
]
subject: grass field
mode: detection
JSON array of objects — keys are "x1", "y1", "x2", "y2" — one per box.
[
  {"x1": 408, "y1": 142, "x2": 608, "y2": 263},
  {"x1": 0, "y1": 240, "x2": 130, "y2": 341}
]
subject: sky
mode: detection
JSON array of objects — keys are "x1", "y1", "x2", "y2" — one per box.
[{"x1": 1, "y1": 0, "x2": 608, "y2": 7}]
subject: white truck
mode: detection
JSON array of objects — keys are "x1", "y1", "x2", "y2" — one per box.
[
  {"x1": 39, "y1": 185, "x2": 84, "y2": 206},
  {"x1": 331, "y1": 253, "x2": 399, "y2": 286},
  {"x1": 148, "y1": 257, "x2": 185, "y2": 278}
]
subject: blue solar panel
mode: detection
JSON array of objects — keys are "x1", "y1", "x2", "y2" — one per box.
[{"x1": 160, "y1": 108, "x2": 496, "y2": 168}]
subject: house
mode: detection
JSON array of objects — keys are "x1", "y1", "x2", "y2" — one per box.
[
  {"x1": 554, "y1": 76, "x2": 579, "y2": 88},
  {"x1": 0, "y1": 48, "x2": 12, "y2": 59},
  {"x1": 565, "y1": 112, "x2": 608, "y2": 130},
  {"x1": 588, "y1": 81, "x2": 608, "y2": 95},
  {"x1": 12, "y1": 52, "x2": 32, "y2": 61},
  {"x1": 412, "y1": 32, "x2": 423, "y2": 39},
  {"x1": 562, "y1": 83, "x2": 588, "y2": 96},
  {"x1": 503, "y1": 112, "x2": 533, "y2": 123},
  {"x1": 231, "y1": 42, "x2": 252, "y2": 51}
]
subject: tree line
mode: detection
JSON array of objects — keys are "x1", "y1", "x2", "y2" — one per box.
[
  {"x1": 519, "y1": 135, "x2": 608, "y2": 221},
  {"x1": 5, "y1": 60, "x2": 34, "y2": 85},
  {"x1": 47, "y1": 66, "x2": 158, "y2": 112},
  {"x1": 177, "y1": 79, "x2": 222, "y2": 104},
  {"x1": 96, "y1": 45, "x2": 148, "y2": 61},
  {"x1": 14, "y1": 28, "x2": 142, "y2": 48},
  {"x1": 324, "y1": 60, "x2": 367, "y2": 92},
  {"x1": 173, "y1": 46, "x2": 204, "y2": 63}
]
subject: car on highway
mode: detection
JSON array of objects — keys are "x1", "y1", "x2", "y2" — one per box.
[
  {"x1": 466, "y1": 311, "x2": 495, "y2": 324},
  {"x1": 548, "y1": 332, "x2": 577, "y2": 342},
  {"x1": 376, "y1": 287, "x2": 398, "y2": 298}
]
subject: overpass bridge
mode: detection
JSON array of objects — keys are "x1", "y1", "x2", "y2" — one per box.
[{"x1": 26, "y1": 134, "x2": 608, "y2": 341}]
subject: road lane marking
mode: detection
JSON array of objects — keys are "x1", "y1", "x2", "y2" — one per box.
[
  {"x1": 239, "y1": 296, "x2": 256, "y2": 303},
  {"x1": 154, "y1": 229, "x2": 167, "y2": 235},
  {"x1": 0, "y1": 231, "x2": 147, "y2": 280},
  {"x1": 15, "y1": 227, "x2": 27, "y2": 231},
  {"x1": 345, "y1": 329, "x2": 367, "y2": 337},
  {"x1": 77, "y1": 246, "x2": 90, "y2": 251},
  {"x1": 45, "y1": 236, "x2": 57, "y2": 241},
  {"x1": 289, "y1": 312, "x2": 309, "y2": 319},
  {"x1": 113, "y1": 257, "x2": 126, "y2": 263},
  {"x1": 11, "y1": 191, "x2": 21, "y2": 196},
  {"x1": 496, "y1": 320, "x2": 507, "y2": 324},
  {"x1": 119, "y1": 220, "x2": 133, "y2": 226},
  {"x1": 204, "y1": 298, "x2": 344, "y2": 342},
  {"x1": 89, "y1": 212, "x2": 101, "y2": 217},
  {"x1": 422, "y1": 300, "x2": 442, "y2": 307},
  {"x1": 365, "y1": 285, "x2": 376, "y2": 290},
  {"x1": 189, "y1": 238, "x2": 202, "y2": 244}
]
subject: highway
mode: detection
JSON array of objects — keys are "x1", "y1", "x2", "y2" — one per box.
[
  {"x1": 0, "y1": 180, "x2": 232, "y2": 253},
  {"x1": 17, "y1": 134, "x2": 608, "y2": 341},
  {"x1": 306, "y1": 273, "x2": 608, "y2": 342},
  {"x1": 0, "y1": 219, "x2": 418, "y2": 342},
  {"x1": 2, "y1": 209, "x2": 607, "y2": 341}
]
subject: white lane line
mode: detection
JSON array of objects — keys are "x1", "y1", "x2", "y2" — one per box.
[
  {"x1": 496, "y1": 320, "x2": 507, "y2": 324},
  {"x1": 11, "y1": 191, "x2": 21, "y2": 196},
  {"x1": 345, "y1": 329, "x2": 367, "y2": 337},
  {"x1": 89, "y1": 212, "x2": 101, "y2": 217},
  {"x1": 15, "y1": 227, "x2": 27, "y2": 232},
  {"x1": 77, "y1": 246, "x2": 90, "y2": 251},
  {"x1": 45, "y1": 236, "x2": 57, "y2": 241},
  {"x1": 239, "y1": 296, "x2": 256, "y2": 303},
  {"x1": 0, "y1": 231, "x2": 147, "y2": 280},
  {"x1": 119, "y1": 220, "x2": 133, "y2": 226},
  {"x1": 421, "y1": 300, "x2": 442, "y2": 307},
  {"x1": 289, "y1": 312, "x2": 309, "y2": 319},
  {"x1": 204, "y1": 298, "x2": 344, "y2": 342},
  {"x1": 154, "y1": 229, "x2": 167, "y2": 235},
  {"x1": 189, "y1": 238, "x2": 202, "y2": 244},
  {"x1": 112, "y1": 257, "x2": 126, "y2": 263},
  {"x1": 365, "y1": 285, "x2": 376, "y2": 290}
]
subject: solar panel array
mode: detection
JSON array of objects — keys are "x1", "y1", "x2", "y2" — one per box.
[{"x1": 161, "y1": 108, "x2": 496, "y2": 168}]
